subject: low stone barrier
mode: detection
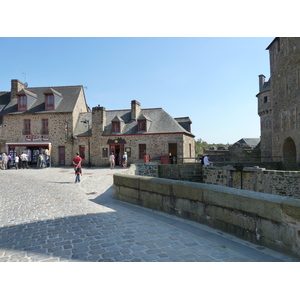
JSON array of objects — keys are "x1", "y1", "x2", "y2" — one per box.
[{"x1": 113, "y1": 173, "x2": 300, "y2": 258}]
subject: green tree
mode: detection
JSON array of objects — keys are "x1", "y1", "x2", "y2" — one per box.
[
  {"x1": 195, "y1": 138, "x2": 208, "y2": 155},
  {"x1": 195, "y1": 138, "x2": 230, "y2": 155}
]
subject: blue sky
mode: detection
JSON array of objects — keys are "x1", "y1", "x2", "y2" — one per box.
[{"x1": 0, "y1": 37, "x2": 274, "y2": 144}]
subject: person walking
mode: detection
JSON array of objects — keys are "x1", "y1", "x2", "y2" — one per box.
[
  {"x1": 109, "y1": 151, "x2": 115, "y2": 169},
  {"x1": 73, "y1": 152, "x2": 82, "y2": 183},
  {"x1": 14, "y1": 155, "x2": 19, "y2": 170}
]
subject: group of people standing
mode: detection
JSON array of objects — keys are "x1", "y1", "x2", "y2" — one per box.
[
  {"x1": 109, "y1": 151, "x2": 127, "y2": 169},
  {"x1": 1, "y1": 152, "x2": 29, "y2": 170}
]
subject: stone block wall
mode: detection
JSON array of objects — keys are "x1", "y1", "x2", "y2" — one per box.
[
  {"x1": 127, "y1": 162, "x2": 159, "y2": 177},
  {"x1": 159, "y1": 163, "x2": 202, "y2": 182},
  {"x1": 131, "y1": 163, "x2": 300, "y2": 199},
  {"x1": 203, "y1": 166, "x2": 300, "y2": 198},
  {"x1": 113, "y1": 173, "x2": 300, "y2": 258},
  {"x1": 128, "y1": 163, "x2": 202, "y2": 182}
]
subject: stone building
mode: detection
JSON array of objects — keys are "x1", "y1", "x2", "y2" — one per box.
[
  {"x1": 74, "y1": 100, "x2": 195, "y2": 167},
  {"x1": 257, "y1": 37, "x2": 300, "y2": 169},
  {"x1": 0, "y1": 79, "x2": 89, "y2": 166},
  {"x1": 0, "y1": 80, "x2": 195, "y2": 167}
]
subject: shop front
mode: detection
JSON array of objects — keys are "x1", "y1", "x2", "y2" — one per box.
[
  {"x1": 107, "y1": 137, "x2": 129, "y2": 166},
  {"x1": 6, "y1": 142, "x2": 52, "y2": 167}
]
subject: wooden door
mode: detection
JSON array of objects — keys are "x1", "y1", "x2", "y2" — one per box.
[{"x1": 58, "y1": 146, "x2": 65, "y2": 165}]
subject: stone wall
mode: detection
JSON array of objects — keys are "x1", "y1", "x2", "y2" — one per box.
[
  {"x1": 159, "y1": 163, "x2": 202, "y2": 182},
  {"x1": 113, "y1": 173, "x2": 300, "y2": 258},
  {"x1": 128, "y1": 162, "x2": 202, "y2": 182},
  {"x1": 203, "y1": 166, "x2": 300, "y2": 198},
  {"x1": 131, "y1": 162, "x2": 300, "y2": 198},
  {"x1": 127, "y1": 162, "x2": 159, "y2": 177}
]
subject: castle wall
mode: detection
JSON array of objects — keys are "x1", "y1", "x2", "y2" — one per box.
[{"x1": 267, "y1": 38, "x2": 300, "y2": 167}]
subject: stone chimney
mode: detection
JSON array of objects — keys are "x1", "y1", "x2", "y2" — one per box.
[
  {"x1": 92, "y1": 105, "x2": 106, "y2": 132},
  {"x1": 10, "y1": 79, "x2": 25, "y2": 102},
  {"x1": 131, "y1": 100, "x2": 141, "y2": 120},
  {"x1": 258, "y1": 74, "x2": 266, "y2": 93}
]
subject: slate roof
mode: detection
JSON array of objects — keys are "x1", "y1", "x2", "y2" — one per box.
[
  {"x1": 236, "y1": 138, "x2": 261, "y2": 148},
  {"x1": 74, "y1": 107, "x2": 194, "y2": 137},
  {"x1": 0, "y1": 92, "x2": 10, "y2": 112},
  {"x1": 0, "y1": 92, "x2": 10, "y2": 123},
  {"x1": 174, "y1": 117, "x2": 192, "y2": 132},
  {"x1": 260, "y1": 79, "x2": 271, "y2": 93},
  {"x1": 103, "y1": 108, "x2": 194, "y2": 136},
  {"x1": 0, "y1": 85, "x2": 84, "y2": 115}
]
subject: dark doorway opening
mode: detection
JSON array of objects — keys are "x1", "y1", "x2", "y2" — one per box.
[
  {"x1": 168, "y1": 143, "x2": 178, "y2": 164},
  {"x1": 282, "y1": 137, "x2": 297, "y2": 170}
]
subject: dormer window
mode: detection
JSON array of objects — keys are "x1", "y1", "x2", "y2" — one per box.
[
  {"x1": 45, "y1": 93, "x2": 54, "y2": 110},
  {"x1": 112, "y1": 121, "x2": 120, "y2": 133},
  {"x1": 17, "y1": 89, "x2": 37, "y2": 111},
  {"x1": 111, "y1": 115, "x2": 124, "y2": 134},
  {"x1": 43, "y1": 88, "x2": 63, "y2": 110},
  {"x1": 137, "y1": 114, "x2": 152, "y2": 132},
  {"x1": 138, "y1": 119, "x2": 146, "y2": 131},
  {"x1": 18, "y1": 94, "x2": 27, "y2": 111}
]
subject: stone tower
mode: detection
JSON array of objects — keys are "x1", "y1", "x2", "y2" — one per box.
[
  {"x1": 257, "y1": 74, "x2": 272, "y2": 161},
  {"x1": 258, "y1": 37, "x2": 300, "y2": 169}
]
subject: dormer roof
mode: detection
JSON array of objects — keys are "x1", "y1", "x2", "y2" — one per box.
[
  {"x1": 112, "y1": 115, "x2": 124, "y2": 122},
  {"x1": 17, "y1": 89, "x2": 37, "y2": 98},
  {"x1": 0, "y1": 85, "x2": 84, "y2": 115},
  {"x1": 138, "y1": 113, "x2": 152, "y2": 121},
  {"x1": 43, "y1": 88, "x2": 63, "y2": 97}
]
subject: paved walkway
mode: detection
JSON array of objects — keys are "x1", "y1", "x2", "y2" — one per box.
[{"x1": 0, "y1": 166, "x2": 297, "y2": 262}]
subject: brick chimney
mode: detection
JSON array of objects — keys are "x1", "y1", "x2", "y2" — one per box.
[
  {"x1": 10, "y1": 79, "x2": 25, "y2": 102},
  {"x1": 131, "y1": 100, "x2": 141, "y2": 120}
]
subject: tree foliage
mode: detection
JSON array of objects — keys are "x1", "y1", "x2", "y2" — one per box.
[{"x1": 195, "y1": 138, "x2": 229, "y2": 155}]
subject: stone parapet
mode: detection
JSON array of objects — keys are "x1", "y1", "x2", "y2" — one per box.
[{"x1": 113, "y1": 173, "x2": 300, "y2": 258}]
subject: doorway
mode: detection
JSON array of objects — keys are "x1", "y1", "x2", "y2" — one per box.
[
  {"x1": 282, "y1": 137, "x2": 297, "y2": 170},
  {"x1": 110, "y1": 144, "x2": 124, "y2": 166},
  {"x1": 168, "y1": 143, "x2": 178, "y2": 164},
  {"x1": 58, "y1": 146, "x2": 65, "y2": 166}
]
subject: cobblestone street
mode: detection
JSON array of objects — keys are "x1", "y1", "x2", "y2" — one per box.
[{"x1": 0, "y1": 167, "x2": 296, "y2": 262}]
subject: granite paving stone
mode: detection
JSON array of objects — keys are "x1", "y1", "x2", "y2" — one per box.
[{"x1": 0, "y1": 167, "x2": 297, "y2": 262}]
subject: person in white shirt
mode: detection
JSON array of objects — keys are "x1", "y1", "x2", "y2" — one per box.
[
  {"x1": 122, "y1": 152, "x2": 128, "y2": 168},
  {"x1": 1, "y1": 153, "x2": 8, "y2": 170},
  {"x1": 14, "y1": 155, "x2": 19, "y2": 170},
  {"x1": 203, "y1": 155, "x2": 212, "y2": 167},
  {"x1": 109, "y1": 152, "x2": 115, "y2": 169},
  {"x1": 20, "y1": 152, "x2": 28, "y2": 169}
]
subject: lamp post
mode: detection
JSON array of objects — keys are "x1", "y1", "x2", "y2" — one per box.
[{"x1": 82, "y1": 120, "x2": 91, "y2": 168}]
